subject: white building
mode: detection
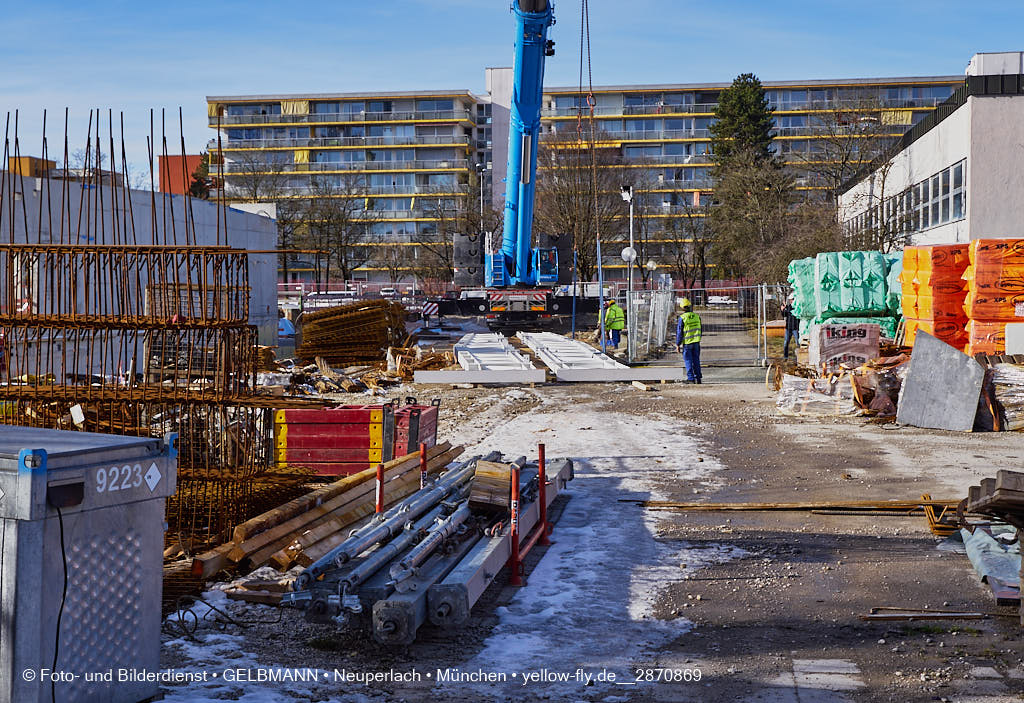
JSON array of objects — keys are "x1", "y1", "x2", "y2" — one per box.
[{"x1": 839, "y1": 52, "x2": 1024, "y2": 245}]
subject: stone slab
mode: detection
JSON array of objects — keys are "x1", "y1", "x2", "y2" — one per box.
[{"x1": 896, "y1": 331, "x2": 985, "y2": 431}]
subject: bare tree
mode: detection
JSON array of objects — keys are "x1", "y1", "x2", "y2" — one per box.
[
  {"x1": 786, "y1": 92, "x2": 900, "y2": 202},
  {"x1": 224, "y1": 150, "x2": 289, "y2": 202},
  {"x1": 839, "y1": 158, "x2": 912, "y2": 252},
  {"x1": 299, "y1": 174, "x2": 383, "y2": 288},
  {"x1": 534, "y1": 125, "x2": 626, "y2": 281},
  {"x1": 662, "y1": 191, "x2": 715, "y2": 289}
]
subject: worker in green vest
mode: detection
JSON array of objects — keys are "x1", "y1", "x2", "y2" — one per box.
[
  {"x1": 674, "y1": 299, "x2": 702, "y2": 384},
  {"x1": 604, "y1": 297, "x2": 626, "y2": 349}
]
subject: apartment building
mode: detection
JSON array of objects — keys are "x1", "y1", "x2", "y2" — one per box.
[{"x1": 208, "y1": 70, "x2": 961, "y2": 282}]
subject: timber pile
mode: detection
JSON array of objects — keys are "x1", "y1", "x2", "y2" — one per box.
[
  {"x1": 966, "y1": 470, "x2": 1024, "y2": 529},
  {"x1": 297, "y1": 300, "x2": 408, "y2": 366},
  {"x1": 468, "y1": 460, "x2": 513, "y2": 513},
  {"x1": 190, "y1": 442, "x2": 464, "y2": 579},
  {"x1": 362, "y1": 346, "x2": 455, "y2": 388}
]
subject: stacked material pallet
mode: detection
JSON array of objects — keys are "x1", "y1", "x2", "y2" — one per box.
[
  {"x1": 297, "y1": 300, "x2": 408, "y2": 365},
  {"x1": 190, "y1": 443, "x2": 464, "y2": 577},
  {"x1": 901, "y1": 244, "x2": 969, "y2": 349},
  {"x1": 963, "y1": 239, "x2": 1024, "y2": 355},
  {"x1": 790, "y1": 251, "x2": 899, "y2": 343},
  {"x1": 275, "y1": 402, "x2": 439, "y2": 476}
]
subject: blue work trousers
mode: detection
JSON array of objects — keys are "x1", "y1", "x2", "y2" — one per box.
[
  {"x1": 783, "y1": 328, "x2": 796, "y2": 359},
  {"x1": 608, "y1": 328, "x2": 621, "y2": 348},
  {"x1": 683, "y1": 342, "x2": 701, "y2": 382}
]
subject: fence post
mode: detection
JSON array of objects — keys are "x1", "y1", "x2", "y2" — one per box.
[{"x1": 508, "y1": 462, "x2": 523, "y2": 586}]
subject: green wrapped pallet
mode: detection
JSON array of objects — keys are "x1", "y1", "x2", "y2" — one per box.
[
  {"x1": 883, "y1": 252, "x2": 903, "y2": 317},
  {"x1": 838, "y1": 250, "x2": 887, "y2": 315},
  {"x1": 814, "y1": 252, "x2": 843, "y2": 319},
  {"x1": 787, "y1": 257, "x2": 817, "y2": 319}
]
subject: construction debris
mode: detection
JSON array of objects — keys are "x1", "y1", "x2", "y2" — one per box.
[{"x1": 297, "y1": 300, "x2": 409, "y2": 366}]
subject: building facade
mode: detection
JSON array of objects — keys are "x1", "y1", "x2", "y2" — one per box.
[
  {"x1": 208, "y1": 70, "x2": 962, "y2": 283},
  {"x1": 839, "y1": 53, "x2": 1024, "y2": 247}
]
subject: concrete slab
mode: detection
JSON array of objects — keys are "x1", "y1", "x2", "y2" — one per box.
[
  {"x1": 896, "y1": 331, "x2": 985, "y2": 431},
  {"x1": 413, "y1": 369, "x2": 546, "y2": 384},
  {"x1": 792, "y1": 660, "x2": 861, "y2": 675},
  {"x1": 556, "y1": 367, "x2": 686, "y2": 382}
]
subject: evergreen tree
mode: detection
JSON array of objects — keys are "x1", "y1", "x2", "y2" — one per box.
[{"x1": 710, "y1": 73, "x2": 775, "y2": 164}]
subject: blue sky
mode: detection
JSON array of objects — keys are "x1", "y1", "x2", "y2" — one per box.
[{"x1": 3, "y1": 0, "x2": 1022, "y2": 178}]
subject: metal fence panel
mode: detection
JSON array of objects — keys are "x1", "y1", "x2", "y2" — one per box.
[{"x1": 627, "y1": 290, "x2": 674, "y2": 362}]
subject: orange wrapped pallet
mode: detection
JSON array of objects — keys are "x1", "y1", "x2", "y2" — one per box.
[
  {"x1": 965, "y1": 320, "x2": 1008, "y2": 356},
  {"x1": 916, "y1": 243, "x2": 969, "y2": 277},
  {"x1": 969, "y1": 238, "x2": 1024, "y2": 267},
  {"x1": 905, "y1": 319, "x2": 967, "y2": 348}
]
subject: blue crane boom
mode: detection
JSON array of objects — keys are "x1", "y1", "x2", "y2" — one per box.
[{"x1": 485, "y1": 0, "x2": 558, "y2": 288}]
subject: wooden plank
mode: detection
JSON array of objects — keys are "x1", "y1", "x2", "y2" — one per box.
[
  {"x1": 469, "y1": 461, "x2": 512, "y2": 512},
  {"x1": 190, "y1": 543, "x2": 235, "y2": 579},
  {"x1": 231, "y1": 445, "x2": 463, "y2": 562},
  {"x1": 631, "y1": 380, "x2": 652, "y2": 391},
  {"x1": 225, "y1": 589, "x2": 283, "y2": 606},
  {"x1": 240, "y1": 578, "x2": 294, "y2": 593},
  {"x1": 232, "y1": 442, "x2": 452, "y2": 543}
]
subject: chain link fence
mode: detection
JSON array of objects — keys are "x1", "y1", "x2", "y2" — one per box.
[{"x1": 626, "y1": 289, "x2": 675, "y2": 362}]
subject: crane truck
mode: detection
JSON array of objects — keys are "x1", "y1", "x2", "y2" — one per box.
[{"x1": 437, "y1": 0, "x2": 602, "y2": 329}]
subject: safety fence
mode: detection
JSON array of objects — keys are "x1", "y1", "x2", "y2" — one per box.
[{"x1": 626, "y1": 289, "x2": 675, "y2": 362}]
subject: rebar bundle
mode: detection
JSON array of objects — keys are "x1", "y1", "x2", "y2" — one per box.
[
  {"x1": 297, "y1": 300, "x2": 408, "y2": 366},
  {"x1": 0, "y1": 109, "x2": 317, "y2": 546}
]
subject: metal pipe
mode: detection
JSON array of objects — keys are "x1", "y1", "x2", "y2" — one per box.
[
  {"x1": 340, "y1": 505, "x2": 446, "y2": 591},
  {"x1": 295, "y1": 453, "x2": 492, "y2": 589},
  {"x1": 388, "y1": 501, "x2": 472, "y2": 584}
]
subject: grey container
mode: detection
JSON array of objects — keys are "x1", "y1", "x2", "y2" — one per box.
[{"x1": 0, "y1": 426, "x2": 177, "y2": 703}]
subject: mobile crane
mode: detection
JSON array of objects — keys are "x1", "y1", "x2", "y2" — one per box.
[{"x1": 440, "y1": 0, "x2": 601, "y2": 328}]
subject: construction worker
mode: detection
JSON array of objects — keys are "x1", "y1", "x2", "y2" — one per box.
[
  {"x1": 675, "y1": 300, "x2": 702, "y2": 384},
  {"x1": 603, "y1": 297, "x2": 625, "y2": 349}
]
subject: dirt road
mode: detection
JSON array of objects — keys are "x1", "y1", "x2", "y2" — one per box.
[{"x1": 160, "y1": 381, "x2": 1023, "y2": 703}]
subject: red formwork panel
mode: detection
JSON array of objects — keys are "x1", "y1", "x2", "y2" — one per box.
[
  {"x1": 276, "y1": 447, "x2": 383, "y2": 463},
  {"x1": 392, "y1": 401, "x2": 440, "y2": 457},
  {"x1": 274, "y1": 406, "x2": 385, "y2": 424}
]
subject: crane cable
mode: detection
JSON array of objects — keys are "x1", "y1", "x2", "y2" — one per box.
[{"x1": 575, "y1": 0, "x2": 600, "y2": 273}]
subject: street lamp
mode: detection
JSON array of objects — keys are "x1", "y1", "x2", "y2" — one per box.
[
  {"x1": 620, "y1": 185, "x2": 634, "y2": 301},
  {"x1": 645, "y1": 259, "x2": 657, "y2": 288}
]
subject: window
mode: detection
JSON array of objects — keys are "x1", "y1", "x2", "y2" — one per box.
[
  {"x1": 663, "y1": 143, "x2": 690, "y2": 156},
  {"x1": 664, "y1": 118, "x2": 691, "y2": 131},
  {"x1": 416, "y1": 99, "x2": 454, "y2": 112},
  {"x1": 367, "y1": 100, "x2": 392, "y2": 114},
  {"x1": 952, "y1": 162, "x2": 965, "y2": 219},
  {"x1": 227, "y1": 103, "x2": 280, "y2": 116},
  {"x1": 312, "y1": 102, "x2": 340, "y2": 114},
  {"x1": 340, "y1": 101, "x2": 365, "y2": 115}
]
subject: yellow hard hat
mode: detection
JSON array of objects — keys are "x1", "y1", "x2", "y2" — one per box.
[{"x1": 679, "y1": 297, "x2": 691, "y2": 308}]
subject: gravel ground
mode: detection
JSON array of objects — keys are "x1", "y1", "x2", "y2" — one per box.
[{"x1": 159, "y1": 380, "x2": 1023, "y2": 703}]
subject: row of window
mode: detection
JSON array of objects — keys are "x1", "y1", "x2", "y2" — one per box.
[
  {"x1": 624, "y1": 143, "x2": 712, "y2": 159},
  {"x1": 844, "y1": 159, "x2": 966, "y2": 238},
  {"x1": 227, "y1": 124, "x2": 464, "y2": 141},
  {"x1": 550, "y1": 85, "x2": 955, "y2": 111}
]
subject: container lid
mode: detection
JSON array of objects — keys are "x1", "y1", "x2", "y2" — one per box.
[{"x1": 0, "y1": 426, "x2": 158, "y2": 462}]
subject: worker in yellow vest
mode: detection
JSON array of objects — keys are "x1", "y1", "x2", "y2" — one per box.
[
  {"x1": 674, "y1": 299, "x2": 702, "y2": 384},
  {"x1": 603, "y1": 297, "x2": 625, "y2": 349}
]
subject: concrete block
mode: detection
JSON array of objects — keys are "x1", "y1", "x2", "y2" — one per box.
[{"x1": 896, "y1": 331, "x2": 985, "y2": 431}]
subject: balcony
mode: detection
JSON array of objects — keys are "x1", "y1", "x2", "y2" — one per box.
[
  {"x1": 212, "y1": 134, "x2": 471, "y2": 150},
  {"x1": 249, "y1": 184, "x2": 469, "y2": 196},
  {"x1": 209, "y1": 108, "x2": 473, "y2": 126},
  {"x1": 605, "y1": 128, "x2": 712, "y2": 141},
  {"x1": 219, "y1": 159, "x2": 470, "y2": 174},
  {"x1": 542, "y1": 103, "x2": 717, "y2": 118},
  {"x1": 540, "y1": 96, "x2": 945, "y2": 119},
  {"x1": 621, "y1": 154, "x2": 714, "y2": 165}
]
